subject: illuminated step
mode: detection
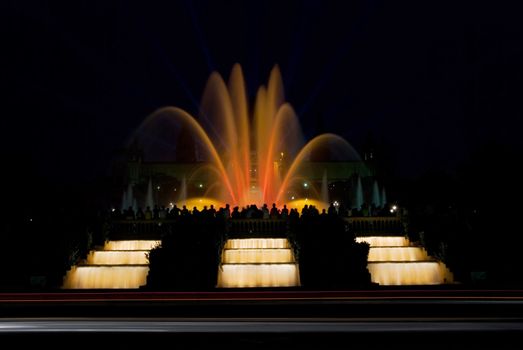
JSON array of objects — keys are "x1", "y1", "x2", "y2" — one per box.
[
  {"x1": 103, "y1": 240, "x2": 160, "y2": 250},
  {"x1": 224, "y1": 238, "x2": 290, "y2": 249},
  {"x1": 62, "y1": 240, "x2": 159, "y2": 289},
  {"x1": 356, "y1": 235, "x2": 455, "y2": 285},
  {"x1": 356, "y1": 236, "x2": 410, "y2": 247},
  {"x1": 86, "y1": 250, "x2": 149, "y2": 265},
  {"x1": 62, "y1": 265, "x2": 149, "y2": 289},
  {"x1": 217, "y1": 263, "x2": 301, "y2": 288},
  {"x1": 368, "y1": 247, "x2": 430, "y2": 262},
  {"x1": 218, "y1": 238, "x2": 301, "y2": 288},
  {"x1": 221, "y1": 248, "x2": 295, "y2": 263},
  {"x1": 367, "y1": 261, "x2": 452, "y2": 285}
]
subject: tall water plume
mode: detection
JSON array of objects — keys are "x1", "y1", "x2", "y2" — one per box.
[
  {"x1": 371, "y1": 180, "x2": 380, "y2": 208},
  {"x1": 353, "y1": 176, "x2": 364, "y2": 210}
]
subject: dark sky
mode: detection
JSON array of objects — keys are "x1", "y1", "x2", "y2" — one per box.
[{"x1": 4, "y1": 0, "x2": 523, "y2": 182}]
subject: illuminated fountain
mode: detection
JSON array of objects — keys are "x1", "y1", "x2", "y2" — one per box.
[
  {"x1": 217, "y1": 238, "x2": 301, "y2": 288},
  {"x1": 62, "y1": 240, "x2": 160, "y2": 289},
  {"x1": 356, "y1": 236, "x2": 454, "y2": 285},
  {"x1": 133, "y1": 64, "x2": 361, "y2": 211},
  {"x1": 130, "y1": 64, "x2": 361, "y2": 288}
]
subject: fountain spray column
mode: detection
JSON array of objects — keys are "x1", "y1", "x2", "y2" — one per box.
[
  {"x1": 371, "y1": 180, "x2": 380, "y2": 209},
  {"x1": 353, "y1": 176, "x2": 364, "y2": 210},
  {"x1": 145, "y1": 178, "x2": 154, "y2": 209},
  {"x1": 321, "y1": 170, "x2": 329, "y2": 205}
]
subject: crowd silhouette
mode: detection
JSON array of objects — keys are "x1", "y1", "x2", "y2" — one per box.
[{"x1": 111, "y1": 201, "x2": 399, "y2": 222}]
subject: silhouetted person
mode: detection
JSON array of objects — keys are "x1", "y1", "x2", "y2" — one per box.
[
  {"x1": 125, "y1": 206, "x2": 135, "y2": 220},
  {"x1": 231, "y1": 206, "x2": 241, "y2": 219},
  {"x1": 262, "y1": 204, "x2": 270, "y2": 219},
  {"x1": 281, "y1": 204, "x2": 289, "y2": 219},
  {"x1": 224, "y1": 204, "x2": 231, "y2": 219},
  {"x1": 169, "y1": 204, "x2": 180, "y2": 218},
  {"x1": 136, "y1": 207, "x2": 145, "y2": 220},
  {"x1": 208, "y1": 204, "x2": 216, "y2": 218},
  {"x1": 270, "y1": 203, "x2": 279, "y2": 219},
  {"x1": 144, "y1": 206, "x2": 153, "y2": 220}
]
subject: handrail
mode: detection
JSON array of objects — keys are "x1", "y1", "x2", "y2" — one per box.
[{"x1": 344, "y1": 216, "x2": 404, "y2": 235}]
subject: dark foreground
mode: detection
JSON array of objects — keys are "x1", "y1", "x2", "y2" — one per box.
[{"x1": 1, "y1": 289, "x2": 522, "y2": 348}]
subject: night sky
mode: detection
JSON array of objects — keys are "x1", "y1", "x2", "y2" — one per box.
[{"x1": 4, "y1": 0, "x2": 523, "y2": 183}]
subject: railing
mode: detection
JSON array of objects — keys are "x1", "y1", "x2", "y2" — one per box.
[
  {"x1": 344, "y1": 216, "x2": 404, "y2": 235},
  {"x1": 107, "y1": 218, "x2": 290, "y2": 240},
  {"x1": 108, "y1": 216, "x2": 401, "y2": 239},
  {"x1": 227, "y1": 219, "x2": 288, "y2": 237},
  {"x1": 108, "y1": 220, "x2": 176, "y2": 240}
]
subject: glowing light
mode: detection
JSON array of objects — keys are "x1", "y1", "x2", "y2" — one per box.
[
  {"x1": 199, "y1": 183, "x2": 203, "y2": 188},
  {"x1": 217, "y1": 264, "x2": 300, "y2": 288},
  {"x1": 367, "y1": 262, "x2": 450, "y2": 285},
  {"x1": 224, "y1": 238, "x2": 290, "y2": 249},
  {"x1": 356, "y1": 236, "x2": 409, "y2": 247},
  {"x1": 104, "y1": 240, "x2": 160, "y2": 250},
  {"x1": 62, "y1": 266, "x2": 149, "y2": 289},
  {"x1": 86, "y1": 251, "x2": 149, "y2": 265},
  {"x1": 303, "y1": 182, "x2": 309, "y2": 188},
  {"x1": 222, "y1": 249, "x2": 294, "y2": 264},
  {"x1": 368, "y1": 247, "x2": 429, "y2": 261},
  {"x1": 156, "y1": 186, "x2": 160, "y2": 190},
  {"x1": 178, "y1": 197, "x2": 224, "y2": 210},
  {"x1": 287, "y1": 198, "x2": 328, "y2": 211}
]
